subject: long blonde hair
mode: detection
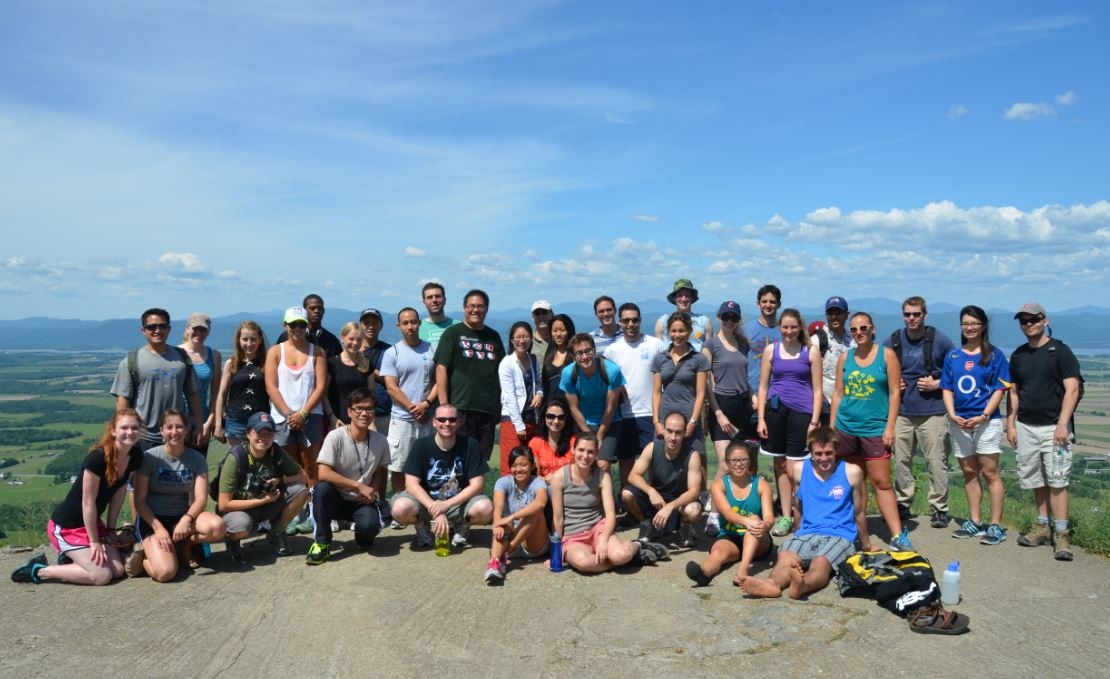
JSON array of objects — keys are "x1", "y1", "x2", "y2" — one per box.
[{"x1": 340, "y1": 321, "x2": 371, "y2": 374}]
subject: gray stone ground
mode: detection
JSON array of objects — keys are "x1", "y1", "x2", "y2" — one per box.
[{"x1": 3, "y1": 514, "x2": 1107, "y2": 678}]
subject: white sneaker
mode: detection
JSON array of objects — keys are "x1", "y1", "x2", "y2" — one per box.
[
  {"x1": 451, "y1": 523, "x2": 471, "y2": 548},
  {"x1": 704, "y1": 512, "x2": 721, "y2": 537},
  {"x1": 389, "y1": 520, "x2": 404, "y2": 530},
  {"x1": 330, "y1": 520, "x2": 340, "y2": 533}
]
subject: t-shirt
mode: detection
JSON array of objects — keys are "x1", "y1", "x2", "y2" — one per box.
[
  {"x1": 139, "y1": 445, "x2": 208, "y2": 517},
  {"x1": 433, "y1": 323, "x2": 505, "y2": 414},
  {"x1": 1009, "y1": 339, "x2": 1082, "y2": 426},
  {"x1": 651, "y1": 348, "x2": 709, "y2": 422},
  {"x1": 317, "y1": 426, "x2": 391, "y2": 501},
  {"x1": 883, "y1": 327, "x2": 956, "y2": 416},
  {"x1": 605, "y1": 335, "x2": 665, "y2": 419},
  {"x1": 940, "y1": 348, "x2": 1012, "y2": 419},
  {"x1": 703, "y1": 334, "x2": 751, "y2": 396},
  {"x1": 590, "y1": 327, "x2": 623, "y2": 357},
  {"x1": 110, "y1": 346, "x2": 201, "y2": 443},
  {"x1": 51, "y1": 447, "x2": 143, "y2": 528},
  {"x1": 744, "y1": 319, "x2": 781, "y2": 394},
  {"x1": 327, "y1": 356, "x2": 372, "y2": 419},
  {"x1": 218, "y1": 445, "x2": 302, "y2": 500},
  {"x1": 657, "y1": 313, "x2": 711, "y2": 352},
  {"x1": 380, "y1": 340, "x2": 434, "y2": 421},
  {"x1": 559, "y1": 359, "x2": 625, "y2": 426},
  {"x1": 419, "y1": 317, "x2": 459, "y2": 352},
  {"x1": 494, "y1": 475, "x2": 547, "y2": 518},
  {"x1": 403, "y1": 435, "x2": 489, "y2": 501}
]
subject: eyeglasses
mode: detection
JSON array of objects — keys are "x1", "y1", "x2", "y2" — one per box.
[
  {"x1": 720, "y1": 314, "x2": 740, "y2": 323},
  {"x1": 960, "y1": 322, "x2": 983, "y2": 328},
  {"x1": 619, "y1": 317, "x2": 641, "y2": 324},
  {"x1": 726, "y1": 458, "x2": 750, "y2": 466},
  {"x1": 903, "y1": 311, "x2": 923, "y2": 318},
  {"x1": 143, "y1": 323, "x2": 169, "y2": 332},
  {"x1": 465, "y1": 304, "x2": 487, "y2": 312},
  {"x1": 574, "y1": 348, "x2": 595, "y2": 357},
  {"x1": 350, "y1": 406, "x2": 374, "y2": 414},
  {"x1": 1018, "y1": 316, "x2": 1043, "y2": 326},
  {"x1": 544, "y1": 413, "x2": 567, "y2": 421},
  {"x1": 849, "y1": 325, "x2": 871, "y2": 334},
  {"x1": 434, "y1": 416, "x2": 458, "y2": 423}
]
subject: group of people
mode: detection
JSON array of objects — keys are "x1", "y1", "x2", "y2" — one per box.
[{"x1": 11, "y1": 280, "x2": 1083, "y2": 592}]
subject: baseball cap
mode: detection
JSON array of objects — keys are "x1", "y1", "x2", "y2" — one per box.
[
  {"x1": 717, "y1": 300, "x2": 741, "y2": 317},
  {"x1": 246, "y1": 412, "x2": 276, "y2": 432},
  {"x1": 360, "y1": 308, "x2": 383, "y2": 321},
  {"x1": 1014, "y1": 302, "x2": 1046, "y2": 319},
  {"x1": 531, "y1": 300, "x2": 553, "y2": 312},
  {"x1": 283, "y1": 307, "x2": 309, "y2": 324},
  {"x1": 186, "y1": 313, "x2": 211, "y2": 329},
  {"x1": 824, "y1": 296, "x2": 848, "y2": 312}
]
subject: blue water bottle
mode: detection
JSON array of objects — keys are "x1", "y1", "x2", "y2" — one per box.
[{"x1": 549, "y1": 531, "x2": 563, "y2": 573}]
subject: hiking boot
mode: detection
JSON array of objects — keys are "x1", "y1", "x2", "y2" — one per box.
[
  {"x1": 704, "y1": 512, "x2": 721, "y2": 537},
  {"x1": 771, "y1": 515, "x2": 794, "y2": 537},
  {"x1": 637, "y1": 544, "x2": 660, "y2": 565},
  {"x1": 679, "y1": 523, "x2": 696, "y2": 549},
  {"x1": 951, "y1": 519, "x2": 986, "y2": 540},
  {"x1": 125, "y1": 546, "x2": 146, "y2": 578},
  {"x1": 1018, "y1": 522, "x2": 1052, "y2": 547},
  {"x1": 979, "y1": 524, "x2": 1006, "y2": 546},
  {"x1": 484, "y1": 557, "x2": 505, "y2": 584},
  {"x1": 413, "y1": 521, "x2": 435, "y2": 549},
  {"x1": 268, "y1": 531, "x2": 291, "y2": 557},
  {"x1": 635, "y1": 539, "x2": 669, "y2": 561},
  {"x1": 930, "y1": 509, "x2": 950, "y2": 528},
  {"x1": 451, "y1": 523, "x2": 471, "y2": 548},
  {"x1": 225, "y1": 538, "x2": 244, "y2": 562},
  {"x1": 1054, "y1": 530, "x2": 1074, "y2": 561},
  {"x1": 305, "y1": 542, "x2": 330, "y2": 565},
  {"x1": 11, "y1": 553, "x2": 47, "y2": 584},
  {"x1": 685, "y1": 560, "x2": 711, "y2": 587},
  {"x1": 890, "y1": 528, "x2": 914, "y2": 551}
]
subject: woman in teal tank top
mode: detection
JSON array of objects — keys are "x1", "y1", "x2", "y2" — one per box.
[{"x1": 685, "y1": 440, "x2": 773, "y2": 587}]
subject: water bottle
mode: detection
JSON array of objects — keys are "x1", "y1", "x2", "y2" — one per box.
[
  {"x1": 549, "y1": 531, "x2": 563, "y2": 573},
  {"x1": 434, "y1": 531, "x2": 450, "y2": 557},
  {"x1": 940, "y1": 561, "x2": 961, "y2": 605},
  {"x1": 200, "y1": 542, "x2": 212, "y2": 559}
]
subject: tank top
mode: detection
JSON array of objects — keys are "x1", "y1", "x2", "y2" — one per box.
[
  {"x1": 720, "y1": 474, "x2": 763, "y2": 537},
  {"x1": 648, "y1": 439, "x2": 692, "y2": 500},
  {"x1": 272, "y1": 343, "x2": 321, "y2": 422},
  {"x1": 767, "y1": 342, "x2": 814, "y2": 414},
  {"x1": 562, "y1": 465, "x2": 603, "y2": 536},
  {"x1": 226, "y1": 358, "x2": 269, "y2": 422},
  {"x1": 189, "y1": 347, "x2": 215, "y2": 419},
  {"x1": 835, "y1": 347, "x2": 890, "y2": 437},
  {"x1": 796, "y1": 458, "x2": 856, "y2": 542}
]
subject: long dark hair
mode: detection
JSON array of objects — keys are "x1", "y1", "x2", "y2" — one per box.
[
  {"x1": 959, "y1": 305, "x2": 994, "y2": 367},
  {"x1": 536, "y1": 397, "x2": 573, "y2": 456},
  {"x1": 543, "y1": 314, "x2": 577, "y2": 370}
]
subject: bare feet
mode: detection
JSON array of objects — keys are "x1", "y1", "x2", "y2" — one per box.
[
  {"x1": 786, "y1": 562, "x2": 807, "y2": 599},
  {"x1": 740, "y1": 576, "x2": 783, "y2": 598}
]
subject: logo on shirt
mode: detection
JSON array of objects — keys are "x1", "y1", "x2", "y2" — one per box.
[{"x1": 829, "y1": 485, "x2": 846, "y2": 500}]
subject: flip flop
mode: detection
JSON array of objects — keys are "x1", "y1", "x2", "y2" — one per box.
[{"x1": 908, "y1": 604, "x2": 970, "y2": 635}]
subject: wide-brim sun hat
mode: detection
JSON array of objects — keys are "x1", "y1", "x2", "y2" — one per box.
[{"x1": 667, "y1": 278, "x2": 699, "y2": 305}]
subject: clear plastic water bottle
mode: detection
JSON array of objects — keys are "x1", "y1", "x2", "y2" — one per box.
[
  {"x1": 434, "y1": 531, "x2": 450, "y2": 557},
  {"x1": 940, "y1": 560, "x2": 961, "y2": 605},
  {"x1": 549, "y1": 531, "x2": 563, "y2": 572}
]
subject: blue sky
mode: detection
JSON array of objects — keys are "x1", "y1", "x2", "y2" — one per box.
[{"x1": 1, "y1": 1, "x2": 1107, "y2": 321}]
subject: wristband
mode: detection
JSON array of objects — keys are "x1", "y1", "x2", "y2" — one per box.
[{"x1": 298, "y1": 409, "x2": 308, "y2": 419}]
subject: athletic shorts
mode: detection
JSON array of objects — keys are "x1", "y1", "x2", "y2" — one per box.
[
  {"x1": 593, "y1": 420, "x2": 623, "y2": 462},
  {"x1": 1015, "y1": 422, "x2": 1072, "y2": 490},
  {"x1": 762, "y1": 401, "x2": 811, "y2": 460},
  {"x1": 836, "y1": 432, "x2": 891, "y2": 460},
  {"x1": 616, "y1": 416, "x2": 654, "y2": 460},
  {"x1": 563, "y1": 520, "x2": 607, "y2": 553},
  {"x1": 949, "y1": 419, "x2": 1003, "y2": 458},
  {"x1": 137, "y1": 514, "x2": 185, "y2": 542},
  {"x1": 624, "y1": 486, "x2": 683, "y2": 534},
  {"x1": 780, "y1": 533, "x2": 854, "y2": 570},
  {"x1": 709, "y1": 392, "x2": 755, "y2": 441},
  {"x1": 275, "y1": 414, "x2": 324, "y2": 448},
  {"x1": 391, "y1": 492, "x2": 490, "y2": 525},
  {"x1": 47, "y1": 518, "x2": 109, "y2": 555}
]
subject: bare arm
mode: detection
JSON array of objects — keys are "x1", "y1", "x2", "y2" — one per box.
[
  {"x1": 809, "y1": 347, "x2": 823, "y2": 424},
  {"x1": 213, "y1": 358, "x2": 233, "y2": 441},
  {"x1": 435, "y1": 364, "x2": 450, "y2": 407},
  {"x1": 883, "y1": 347, "x2": 901, "y2": 446},
  {"x1": 829, "y1": 351, "x2": 847, "y2": 429}
]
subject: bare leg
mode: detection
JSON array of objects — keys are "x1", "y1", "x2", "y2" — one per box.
[
  {"x1": 740, "y1": 551, "x2": 797, "y2": 597},
  {"x1": 979, "y1": 454, "x2": 1004, "y2": 525},
  {"x1": 700, "y1": 538, "x2": 740, "y2": 579},
  {"x1": 787, "y1": 555, "x2": 833, "y2": 599},
  {"x1": 959, "y1": 456, "x2": 983, "y2": 524},
  {"x1": 735, "y1": 531, "x2": 772, "y2": 583},
  {"x1": 866, "y1": 457, "x2": 902, "y2": 536},
  {"x1": 774, "y1": 457, "x2": 792, "y2": 517}
]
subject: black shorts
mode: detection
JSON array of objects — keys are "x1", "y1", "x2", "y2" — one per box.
[
  {"x1": 137, "y1": 514, "x2": 185, "y2": 542},
  {"x1": 709, "y1": 392, "x2": 756, "y2": 441}
]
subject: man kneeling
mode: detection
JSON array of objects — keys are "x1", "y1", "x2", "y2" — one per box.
[
  {"x1": 217, "y1": 412, "x2": 310, "y2": 560},
  {"x1": 306, "y1": 388, "x2": 391, "y2": 565},
  {"x1": 741, "y1": 426, "x2": 862, "y2": 599},
  {"x1": 621, "y1": 412, "x2": 704, "y2": 548}
]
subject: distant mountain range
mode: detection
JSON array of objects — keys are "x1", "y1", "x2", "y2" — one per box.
[{"x1": 3, "y1": 299, "x2": 1110, "y2": 353}]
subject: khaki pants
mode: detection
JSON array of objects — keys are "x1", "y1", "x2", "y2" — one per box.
[{"x1": 893, "y1": 414, "x2": 950, "y2": 512}]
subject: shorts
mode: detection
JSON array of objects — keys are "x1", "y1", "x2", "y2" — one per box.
[
  {"x1": 375, "y1": 415, "x2": 391, "y2": 437},
  {"x1": 511, "y1": 541, "x2": 550, "y2": 559},
  {"x1": 47, "y1": 518, "x2": 109, "y2": 555},
  {"x1": 1015, "y1": 422, "x2": 1072, "y2": 489},
  {"x1": 836, "y1": 432, "x2": 891, "y2": 460},
  {"x1": 275, "y1": 413, "x2": 324, "y2": 448},
  {"x1": 762, "y1": 401, "x2": 812, "y2": 460},
  {"x1": 616, "y1": 416, "x2": 654, "y2": 460},
  {"x1": 222, "y1": 482, "x2": 309, "y2": 534},
  {"x1": 780, "y1": 533, "x2": 854, "y2": 570},
  {"x1": 563, "y1": 520, "x2": 607, "y2": 552},
  {"x1": 137, "y1": 514, "x2": 185, "y2": 542},
  {"x1": 223, "y1": 416, "x2": 248, "y2": 440},
  {"x1": 624, "y1": 485, "x2": 683, "y2": 533},
  {"x1": 949, "y1": 418, "x2": 1003, "y2": 458},
  {"x1": 593, "y1": 420, "x2": 624, "y2": 462},
  {"x1": 391, "y1": 491, "x2": 490, "y2": 525},
  {"x1": 387, "y1": 417, "x2": 433, "y2": 473},
  {"x1": 709, "y1": 392, "x2": 755, "y2": 441}
]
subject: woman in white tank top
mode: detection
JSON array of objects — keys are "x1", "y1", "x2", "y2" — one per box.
[{"x1": 265, "y1": 306, "x2": 328, "y2": 485}]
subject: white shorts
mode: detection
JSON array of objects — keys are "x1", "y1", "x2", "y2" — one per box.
[
  {"x1": 387, "y1": 417, "x2": 432, "y2": 473},
  {"x1": 1015, "y1": 422, "x2": 1072, "y2": 489},
  {"x1": 948, "y1": 418, "x2": 1003, "y2": 459}
]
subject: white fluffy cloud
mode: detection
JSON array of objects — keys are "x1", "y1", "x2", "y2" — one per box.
[
  {"x1": 404, "y1": 246, "x2": 426, "y2": 257},
  {"x1": 1055, "y1": 91, "x2": 1078, "y2": 106},
  {"x1": 1004, "y1": 102, "x2": 1056, "y2": 120}
]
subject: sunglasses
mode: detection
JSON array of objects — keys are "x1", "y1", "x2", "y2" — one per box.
[
  {"x1": 619, "y1": 317, "x2": 641, "y2": 324},
  {"x1": 545, "y1": 413, "x2": 567, "y2": 421},
  {"x1": 1018, "y1": 316, "x2": 1043, "y2": 326},
  {"x1": 720, "y1": 314, "x2": 740, "y2": 323},
  {"x1": 849, "y1": 325, "x2": 872, "y2": 334},
  {"x1": 903, "y1": 311, "x2": 923, "y2": 318},
  {"x1": 434, "y1": 416, "x2": 458, "y2": 423},
  {"x1": 287, "y1": 321, "x2": 308, "y2": 329},
  {"x1": 143, "y1": 323, "x2": 170, "y2": 332}
]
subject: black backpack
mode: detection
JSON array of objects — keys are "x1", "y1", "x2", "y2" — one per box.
[
  {"x1": 209, "y1": 445, "x2": 250, "y2": 513},
  {"x1": 812, "y1": 328, "x2": 829, "y2": 357},
  {"x1": 836, "y1": 549, "x2": 940, "y2": 617},
  {"x1": 889, "y1": 326, "x2": 937, "y2": 375},
  {"x1": 1046, "y1": 338, "x2": 1086, "y2": 435}
]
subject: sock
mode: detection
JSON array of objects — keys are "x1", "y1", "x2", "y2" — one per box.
[
  {"x1": 1037, "y1": 516, "x2": 1050, "y2": 526},
  {"x1": 1054, "y1": 519, "x2": 1068, "y2": 532}
]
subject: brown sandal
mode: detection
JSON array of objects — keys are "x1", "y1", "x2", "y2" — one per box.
[{"x1": 908, "y1": 604, "x2": 970, "y2": 635}]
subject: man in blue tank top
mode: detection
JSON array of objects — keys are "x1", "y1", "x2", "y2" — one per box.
[{"x1": 740, "y1": 427, "x2": 863, "y2": 599}]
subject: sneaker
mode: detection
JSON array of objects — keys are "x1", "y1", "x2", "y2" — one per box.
[
  {"x1": 979, "y1": 524, "x2": 1006, "y2": 546},
  {"x1": 414, "y1": 521, "x2": 435, "y2": 549},
  {"x1": 297, "y1": 516, "x2": 315, "y2": 535},
  {"x1": 685, "y1": 560, "x2": 711, "y2": 587},
  {"x1": 890, "y1": 528, "x2": 914, "y2": 551},
  {"x1": 330, "y1": 520, "x2": 341, "y2": 533},
  {"x1": 389, "y1": 520, "x2": 404, "y2": 530},
  {"x1": 635, "y1": 538, "x2": 669, "y2": 561},
  {"x1": 951, "y1": 519, "x2": 986, "y2": 539},
  {"x1": 1018, "y1": 522, "x2": 1052, "y2": 547},
  {"x1": 11, "y1": 553, "x2": 47, "y2": 584},
  {"x1": 704, "y1": 512, "x2": 721, "y2": 538},
  {"x1": 699, "y1": 490, "x2": 712, "y2": 512},
  {"x1": 305, "y1": 542, "x2": 330, "y2": 565},
  {"x1": 226, "y1": 538, "x2": 244, "y2": 561},
  {"x1": 451, "y1": 523, "x2": 471, "y2": 548},
  {"x1": 125, "y1": 546, "x2": 146, "y2": 578},
  {"x1": 484, "y1": 557, "x2": 505, "y2": 584},
  {"x1": 637, "y1": 521, "x2": 654, "y2": 542},
  {"x1": 638, "y1": 545, "x2": 660, "y2": 565},
  {"x1": 257, "y1": 520, "x2": 271, "y2": 534},
  {"x1": 930, "y1": 509, "x2": 950, "y2": 529},
  {"x1": 1054, "y1": 529, "x2": 1074, "y2": 561},
  {"x1": 57, "y1": 552, "x2": 72, "y2": 565},
  {"x1": 268, "y1": 531, "x2": 291, "y2": 557},
  {"x1": 285, "y1": 517, "x2": 303, "y2": 536},
  {"x1": 771, "y1": 515, "x2": 794, "y2": 537},
  {"x1": 617, "y1": 513, "x2": 639, "y2": 528},
  {"x1": 679, "y1": 523, "x2": 696, "y2": 549}
]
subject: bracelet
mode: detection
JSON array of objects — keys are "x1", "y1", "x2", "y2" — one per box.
[
  {"x1": 982, "y1": 412, "x2": 991, "y2": 418},
  {"x1": 298, "y1": 408, "x2": 308, "y2": 419}
]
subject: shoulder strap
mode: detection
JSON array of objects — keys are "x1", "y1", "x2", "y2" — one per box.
[
  {"x1": 127, "y1": 348, "x2": 140, "y2": 404},
  {"x1": 923, "y1": 326, "x2": 936, "y2": 374},
  {"x1": 598, "y1": 358, "x2": 609, "y2": 386},
  {"x1": 889, "y1": 330, "x2": 902, "y2": 362}
]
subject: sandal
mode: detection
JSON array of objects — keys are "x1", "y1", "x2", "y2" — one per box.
[{"x1": 908, "y1": 604, "x2": 970, "y2": 635}]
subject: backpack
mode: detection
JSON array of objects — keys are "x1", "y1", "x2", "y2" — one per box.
[
  {"x1": 569, "y1": 358, "x2": 610, "y2": 389},
  {"x1": 835, "y1": 549, "x2": 940, "y2": 617},
  {"x1": 889, "y1": 326, "x2": 936, "y2": 375},
  {"x1": 209, "y1": 445, "x2": 250, "y2": 513},
  {"x1": 1046, "y1": 338, "x2": 1085, "y2": 434},
  {"x1": 127, "y1": 345, "x2": 196, "y2": 406},
  {"x1": 811, "y1": 327, "x2": 829, "y2": 357}
]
